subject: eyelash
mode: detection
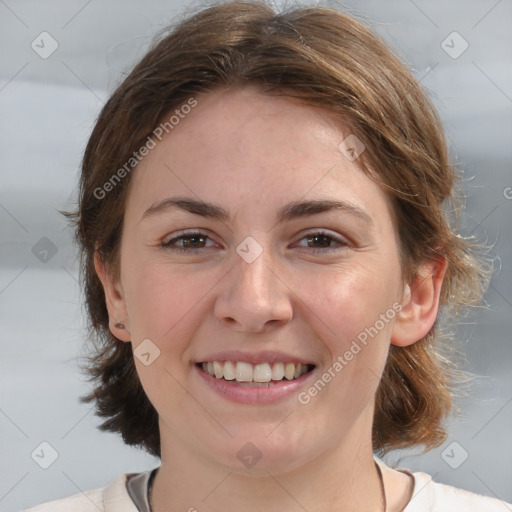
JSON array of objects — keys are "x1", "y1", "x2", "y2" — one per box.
[{"x1": 161, "y1": 230, "x2": 349, "y2": 254}]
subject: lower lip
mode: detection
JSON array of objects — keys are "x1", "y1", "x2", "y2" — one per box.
[{"x1": 194, "y1": 364, "x2": 315, "y2": 404}]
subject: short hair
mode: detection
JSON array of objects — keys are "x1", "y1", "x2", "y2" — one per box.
[{"x1": 70, "y1": 0, "x2": 489, "y2": 458}]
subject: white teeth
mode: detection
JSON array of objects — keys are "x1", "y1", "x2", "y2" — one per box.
[
  {"x1": 284, "y1": 362, "x2": 296, "y2": 380},
  {"x1": 235, "y1": 361, "x2": 253, "y2": 382},
  {"x1": 200, "y1": 360, "x2": 310, "y2": 382},
  {"x1": 253, "y1": 363, "x2": 272, "y2": 383},
  {"x1": 223, "y1": 361, "x2": 236, "y2": 380},
  {"x1": 213, "y1": 361, "x2": 223, "y2": 379},
  {"x1": 271, "y1": 362, "x2": 285, "y2": 380}
]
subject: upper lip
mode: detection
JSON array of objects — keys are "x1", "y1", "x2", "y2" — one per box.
[{"x1": 194, "y1": 350, "x2": 316, "y2": 366}]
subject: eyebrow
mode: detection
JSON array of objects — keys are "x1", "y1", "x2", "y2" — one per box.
[{"x1": 141, "y1": 196, "x2": 373, "y2": 226}]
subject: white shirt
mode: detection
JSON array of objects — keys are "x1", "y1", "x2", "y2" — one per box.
[{"x1": 24, "y1": 465, "x2": 511, "y2": 511}]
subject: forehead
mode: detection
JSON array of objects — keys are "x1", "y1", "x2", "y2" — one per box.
[{"x1": 125, "y1": 87, "x2": 394, "y2": 228}]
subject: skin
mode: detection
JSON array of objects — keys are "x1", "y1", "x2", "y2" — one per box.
[{"x1": 96, "y1": 86, "x2": 446, "y2": 512}]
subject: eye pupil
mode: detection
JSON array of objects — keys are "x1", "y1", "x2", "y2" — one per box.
[
  {"x1": 183, "y1": 235, "x2": 206, "y2": 248},
  {"x1": 308, "y1": 235, "x2": 331, "y2": 248}
]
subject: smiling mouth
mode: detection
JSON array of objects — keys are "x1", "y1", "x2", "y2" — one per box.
[{"x1": 197, "y1": 361, "x2": 315, "y2": 386}]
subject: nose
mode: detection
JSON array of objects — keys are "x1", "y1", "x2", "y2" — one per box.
[{"x1": 214, "y1": 246, "x2": 293, "y2": 333}]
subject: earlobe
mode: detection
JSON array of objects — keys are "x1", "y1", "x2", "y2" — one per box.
[
  {"x1": 93, "y1": 252, "x2": 131, "y2": 342},
  {"x1": 391, "y1": 257, "x2": 447, "y2": 347}
]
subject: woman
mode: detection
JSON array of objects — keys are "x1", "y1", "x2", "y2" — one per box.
[{"x1": 27, "y1": 1, "x2": 510, "y2": 510}]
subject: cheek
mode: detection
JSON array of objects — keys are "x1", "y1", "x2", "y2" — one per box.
[
  {"x1": 122, "y1": 254, "x2": 224, "y2": 361},
  {"x1": 122, "y1": 258, "x2": 198, "y2": 339},
  {"x1": 293, "y1": 262, "x2": 401, "y2": 427},
  {"x1": 302, "y1": 259, "x2": 401, "y2": 361},
  {"x1": 124, "y1": 261, "x2": 210, "y2": 405}
]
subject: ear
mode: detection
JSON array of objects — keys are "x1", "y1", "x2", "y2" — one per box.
[
  {"x1": 94, "y1": 252, "x2": 131, "y2": 342},
  {"x1": 391, "y1": 257, "x2": 447, "y2": 347}
]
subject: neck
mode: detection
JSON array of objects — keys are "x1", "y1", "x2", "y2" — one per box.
[{"x1": 150, "y1": 415, "x2": 384, "y2": 512}]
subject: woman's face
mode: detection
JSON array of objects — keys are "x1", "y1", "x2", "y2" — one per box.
[{"x1": 109, "y1": 87, "x2": 410, "y2": 472}]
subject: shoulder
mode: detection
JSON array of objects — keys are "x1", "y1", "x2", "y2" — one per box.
[
  {"x1": 24, "y1": 485, "x2": 105, "y2": 512},
  {"x1": 24, "y1": 473, "x2": 139, "y2": 512},
  {"x1": 405, "y1": 471, "x2": 512, "y2": 512}
]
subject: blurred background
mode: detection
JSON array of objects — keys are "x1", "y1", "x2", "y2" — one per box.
[{"x1": 0, "y1": 0, "x2": 511, "y2": 510}]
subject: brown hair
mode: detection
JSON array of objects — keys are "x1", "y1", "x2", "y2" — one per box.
[{"x1": 71, "y1": 0, "x2": 488, "y2": 458}]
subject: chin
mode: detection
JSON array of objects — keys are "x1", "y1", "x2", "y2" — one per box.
[{"x1": 201, "y1": 430, "x2": 315, "y2": 475}]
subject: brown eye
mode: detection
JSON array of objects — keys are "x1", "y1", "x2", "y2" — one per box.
[
  {"x1": 307, "y1": 234, "x2": 334, "y2": 248},
  {"x1": 177, "y1": 234, "x2": 208, "y2": 248},
  {"x1": 295, "y1": 231, "x2": 349, "y2": 253},
  {"x1": 161, "y1": 231, "x2": 217, "y2": 253}
]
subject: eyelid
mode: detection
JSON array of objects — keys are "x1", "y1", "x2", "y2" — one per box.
[
  {"x1": 162, "y1": 228, "x2": 217, "y2": 244},
  {"x1": 160, "y1": 228, "x2": 351, "y2": 255},
  {"x1": 292, "y1": 229, "x2": 350, "y2": 249}
]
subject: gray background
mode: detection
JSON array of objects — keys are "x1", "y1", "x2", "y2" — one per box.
[{"x1": 0, "y1": 0, "x2": 511, "y2": 510}]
